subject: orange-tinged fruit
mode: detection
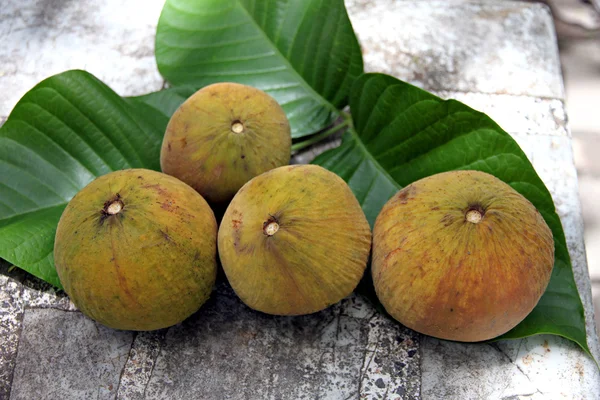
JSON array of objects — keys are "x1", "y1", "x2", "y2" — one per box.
[
  {"x1": 372, "y1": 170, "x2": 554, "y2": 342},
  {"x1": 218, "y1": 165, "x2": 372, "y2": 315},
  {"x1": 160, "y1": 82, "x2": 291, "y2": 204},
  {"x1": 54, "y1": 169, "x2": 217, "y2": 331}
]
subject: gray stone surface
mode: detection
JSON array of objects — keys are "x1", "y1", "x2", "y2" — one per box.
[
  {"x1": 0, "y1": 0, "x2": 165, "y2": 118},
  {"x1": 116, "y1": 331, "x2": 165, "y2": 400},
  {"x1": 11, "y1": 308, "x2": 134, "y2": 400},
  {"x1": 1, "y1": 0, "x2": 599, "y2": 399},
  {"x1": 432, "y1": 92, "x2": 569, "y2": 138},
  {"x1": 120, "y1": 284, "x2": 419, "y2": 399},
  {"x1": 0, "y1": 276, "x2": 24, "y2": 399},
  {"x1": 347, "y1": 0, "x2": 564, "y2": 99}
]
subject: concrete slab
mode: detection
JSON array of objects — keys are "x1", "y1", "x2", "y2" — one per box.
[
  {"x1": 137, "y1": 285, "x2": 420, "y2": 400},
  {"x1": 0, "y1": 0, "x2": 165, "y2": 118},
  {"x1": 347, "y1": 0, "x2": 565, "y2": 99},
  {"x1": 10, "y1": 308, "x2": 134, "y2": 400}
]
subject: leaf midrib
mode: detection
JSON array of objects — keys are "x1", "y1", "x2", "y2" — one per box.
[{"x1": 235, "y1": 0, "x2": 339, "y2": 118}]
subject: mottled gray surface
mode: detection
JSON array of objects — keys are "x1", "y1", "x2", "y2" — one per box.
[
  {"x1": 347, "y1": 0, "x2": 564, "y2": 99},
  {"x1": 11, "y1": 308, "x2": 134, "y2": 400},
  {"x1": 0, "y1": 276, "x2": 24, "y2": 399},
  {"x1": 116, "y1": 330, "x2": 165, "y2": 400},
  {"x1": 138, "y1": 284, "x2": 419, "y2": 400},
  {"x1": 1, "y1": 268, "x2": 420, "y2": 400},
  {"x1": 0, "y1": 0, "x2": 165, "y2": 118},
  {"x1": 1, "y1": 0, "x2": 599, "y2": 399}
]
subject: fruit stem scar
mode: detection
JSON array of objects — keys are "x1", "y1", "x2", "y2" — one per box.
[
  {"x1": 265, "y1": 221, "x2": 279, "y2": 236},
  {"x1": 107, "y1": 200, "x2": 123, "y2": 215},
  {"x1": 466, "y1": 209, "x2": 482, "y2": 224},
  {"x1": 231, "y1": 120, "x2": 245, "y2": 134},
  {"x1": 263, "y1": 216, "x2": 279, "y2": 236}
]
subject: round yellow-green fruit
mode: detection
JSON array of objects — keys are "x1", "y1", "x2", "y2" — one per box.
[
  {"x1": 218, "y1": 165, "x2": 372, "y2": 315},
  {"x1": 160, "y1": 82, "x2": 291, "y2": 204},
  {"x1": 54, "y1": 169, "x2": 218, "y2": 331},
  {"x1": 372, "y1": 170, "x2": 554, "y2": 342}
]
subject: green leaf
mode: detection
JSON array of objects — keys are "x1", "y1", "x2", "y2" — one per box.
[
  {"x1": 155, "y1": 0, "x2": 363, "y2": 138},
  {"x1": 313, "y1": 73, "x2": 591, "y2": 356},
  {"x1": 0, "y1": 70, "x2": 169, "y2": 288},
  {"x1": 129, "y1": 85, "x2": 198, "y2": 119}
]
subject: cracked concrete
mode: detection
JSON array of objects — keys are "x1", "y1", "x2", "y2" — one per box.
[
  {"x1": 10, "y1": 308, "x2": 134, "y2": 400},
  {"x1": 1, "y1": 274, "x2": 421, "y2": 400},
  {"x1": 0, "y1": 276, "x2": 24, "y2": 399},
  {"x1": 116, "y1": 331, "x2": 165, "y2": 400}
]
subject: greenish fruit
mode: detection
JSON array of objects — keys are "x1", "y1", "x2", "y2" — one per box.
[
  {"x1": 54, "y1": 169, "x2": 218, "y2": 331},
  {"x1": 372, "y1": 170, "x2": 554, "y2": 342},
  {"x1": 218, "y1": 164, "x2": 372, "y2": 315},
  {"x1": 160, "y1": 82, "x2": 291, "y2": 205}
]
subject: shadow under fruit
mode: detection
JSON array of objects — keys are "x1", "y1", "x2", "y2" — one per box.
[
  {"x1": 372, "y1": 170, "x2": 555, "y2": 342},
  {"x1": 53, "y1": 169, "x2": 218, "y2": 331}
]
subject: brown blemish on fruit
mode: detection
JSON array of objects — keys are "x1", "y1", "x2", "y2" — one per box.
[
  {"x1": 142, "y1": 183, "x2": 168, "y2": 196},
  {"x1": 161, "y1": 200, "x2": 175, "y2": 212},
  {"x1": 440, "y1": 213, "x2": 454, "y2": 227},
  {"x1": 230, "y1": 210, "x2": 244, "y2": 250},
  {"x1": 396, "y1": 185, "x2": 415, "y2": 204},
  {"x1": 115, "y1": 262, "x2": 136, "y2": 303},
  {"x1": 110, "y1": 229, "x2": 138, "y2": 306},
  {"x1": 168, "y1": 142, "x2": 172, "y2": 151},
  {"x1": 213, "y1": 165, "x2": 224, "y2": 178},
  {"x1": 269, "y1": 244, "x2": 308, "y2": 305},
  {"x1": 377, "y1": 247, "x2": 403, "y2": 280},
  {"x1": 383, "y1": 248, "x2": 403, "y2": 264},
  {"x1": 159, "y1": 229, "x2": 173, "y2": 243},
  {"x1": 181, "y1": 137, "x2": 188, "y2": 148}
]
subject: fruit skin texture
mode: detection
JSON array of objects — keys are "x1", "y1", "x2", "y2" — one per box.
[
  {"x1": 372, "y1": 170, "x2": 554, "y2": 342},
  {"x1": 218, "y1": 165, "x2": 372, "y2": 315},
  {"x1": 160, "y1": 82, "x2": 291, "y2": 204},
  {"x1": 54, "y1": 169, "x2": 218, "y2": 331}
]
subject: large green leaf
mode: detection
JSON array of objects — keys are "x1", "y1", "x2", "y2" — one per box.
[
  {"x1": 313, "y1": 73, "x2": 590, "y2": 356},
  {"x1": 130, "y1": 85, "x2": 198, "y2": 119},
  {"x1": 155, "y1": 0, "x2": 363, "y2": 138},
  {"x1": 0, "y1": 70, "x2": 169, "y2": 288}
]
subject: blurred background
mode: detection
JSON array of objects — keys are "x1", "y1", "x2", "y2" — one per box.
[{"x1": 545, "y1": 0, "x2": 600, "y2": 332}]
